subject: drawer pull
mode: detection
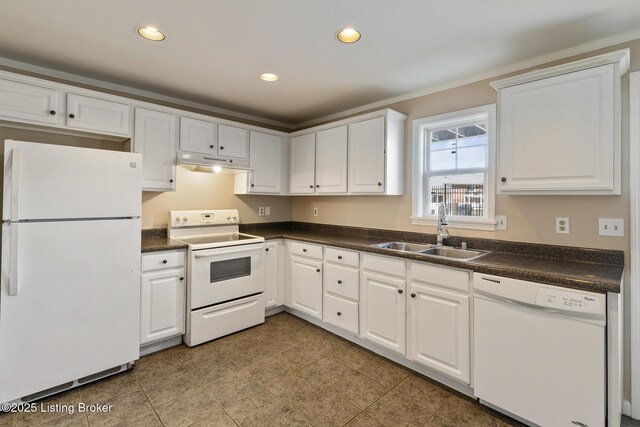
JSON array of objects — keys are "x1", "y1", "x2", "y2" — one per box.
[
  {"x1": 316, "y1": 268, "x2": 321, "y2": 273},
  {"x1": 49, "y1": 110, "x2": 56, "y2": 115},
  {"x1": 265, "y1": 248, "x2": 269, "y2": 252},
  {"x1": 338, "y1": 255, "x2": 343, "y2": 259},
  {"x1": 337, "y1": 312, "x2": 342, "y2": 316},
  {"x1": 69, "y1": 113, "x2": 75, "y2": 119},
  {"x1": 398, "y1": 289, "x2": 403, "y2": 294},
  {"x1": 303, "y1": 248, "x2": 307, "y2": 252},
  {"x1": 180, "y1": 277, "x2": 184, "y2": 281},
  {"x1": 337, "y1": 280, "x2": 342, "y2": 284},
  {"x1": 410, "y1": 293, "x2": 416, "y2": 298},
  {"x1": 162, "y1": 259, "x2": 168, "y2": 264}
]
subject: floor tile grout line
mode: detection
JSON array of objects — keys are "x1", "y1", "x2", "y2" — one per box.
[{"x1": 132, "y1": 362, "x2": 168, "y2": 427}]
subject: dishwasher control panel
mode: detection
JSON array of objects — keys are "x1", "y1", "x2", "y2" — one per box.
[{"x1": 535, "y1": 287, "x2": 602, "y2": 313}]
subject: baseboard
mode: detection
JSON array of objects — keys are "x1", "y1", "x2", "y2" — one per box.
[
  {"x1": 266, "y1": 305, "x2": 285, "y2": 317},
  {"x1": 623, "y1": 400, "x2": 632, "y2": 417},
  {"x1": 140, "y1": 335, "x2": 183, "y2": 356}
]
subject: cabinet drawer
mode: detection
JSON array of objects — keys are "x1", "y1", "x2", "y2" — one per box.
[
  {"x1": 324, "y1": 247, "x2": 359, "y2": 267},
  {"x1": 142, "y1": 250, "x2": 185, "y2": 272},
  {"x1": 323, "y1": 293, "x2": 358, "y2": 335},
  {"x1": 324, "y1": 263, "x2": 359, "y2": 301},
  {"x1": 291, "y1": 241, "x2": 323, "y2": 260},
  {"x1": 410, "y1": 262, "x2": 470, "y2": 293},
  {"x1": 362, "y1": 253, "x2": 405, "y2": 278}
]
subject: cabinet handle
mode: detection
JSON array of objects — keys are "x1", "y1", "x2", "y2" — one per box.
[
  {"x1": 337, "y1": 280, "x2": 342, "y2": 284},
  {"x1": 220, "y1": 146, "x2": 224, "y2": 150},
  {"x1": 377, "y1": 182, "x2": 382, "y2": 186},
  {"x1": 316, "y1": 268, "x2": 321, "y2": 273},
  {"x1": 251, "y1": 184, "x2": 255, "y2": 187},
  {"x1": 162, "y1": 259, "x2": 168, "y2": 264},
  {"x1": 397, "y1": 289, "x2": 403, "y2": 294},
  {"x1": 180, "y1": 277, "x2": 184, "y2": 281},
  {"x1": 169, "y1": 179, "x2": 174, "y2": 183},
  {"x1": 210, "y1": 145, "x2": 214, "y2": 149},
  {"x1": 337, "y1": 311, "x2": 342, "y2": 316},
  {"x1": 338, "y1": 255, "x2": 342, "y2": 259},
  {"x1": 68, "y1": 113, "x2": 75, "y2": 119},
  {"x1": 411, "y1": 293, "x2": 416, "y2": 298},
  {"x1": 49, "y1": 110, "x2": 56, "y2": 115},
  {"x1": 265, "y1": 248, "x2": 270, "y2": 252},
  {"x1": 309, "y1": 185, "x2": 313, "y2": 189},
  {"x1": 501, "y1": 177, "x2": 507, "y2": 183},
  {"x1": 316, "y1": 185, "x2": 320, "y2": 188},
  {"x1": 229, "y1": 159, "x2": 233, "y2": 164},
  {"x1": 303, "y1": 248, "x2": 307, "y2": 252}
]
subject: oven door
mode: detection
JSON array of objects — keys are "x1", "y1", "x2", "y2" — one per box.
[{"x1": 189, "y1": 243, "x2": 265, "y2": 309}]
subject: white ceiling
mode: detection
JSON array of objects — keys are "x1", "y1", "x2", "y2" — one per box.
[{"x1": 1, "y1": 0, "x2": 640, "y2": 126}]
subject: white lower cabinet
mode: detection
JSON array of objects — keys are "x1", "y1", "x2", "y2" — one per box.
[
  {"x1": 323, "y1": 293, "x2": 358, "y2": 334},
  {"x1": 265, "y1": 241, "x2": 279, "y2": 308},
  {"x1": 140, "y1": 250, "x2": 186, "y2": 345},
  {"x1": 290, "y1": 255, "x2": 323, "y2": 319},
  {"x1": 360, "y1": 264, "x2": 406, "y2": 355}
]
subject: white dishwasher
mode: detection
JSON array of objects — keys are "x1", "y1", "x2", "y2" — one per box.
[{"x1": 473, "y1": 273, "x2": 606, "y2": 427}]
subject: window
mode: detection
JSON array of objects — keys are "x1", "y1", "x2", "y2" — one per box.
[{"x1": 412, "y1": 104, "x2": 496, "y2": 230}]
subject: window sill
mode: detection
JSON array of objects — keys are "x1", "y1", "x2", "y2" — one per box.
[{"x1": 411, "y1": 216, "x2": 497, "y2": 231}]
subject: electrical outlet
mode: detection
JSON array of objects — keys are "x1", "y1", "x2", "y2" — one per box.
[
  {"x1": 495, "y1": 215, "x2": 507, "y2": 230},
  {"x1": 258, "y1": 207, "x2": 265, "y2": 216},
  {"x1": 313, "y1": 207, "x2": 318, "y2": 217},
  {"x1": 599, "y1": 218, "x2": 624, "y2": 237},
  {"x1": 556, "y1": 217, "x2": 569, "y2": 234},
  {"x1": 265, "y1": 207, "x2": 271, "y2": 216}
]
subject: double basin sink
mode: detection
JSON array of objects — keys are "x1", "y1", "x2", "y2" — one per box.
[{"x1": 372, "y1": 241, "x2": 490, "y2": 261}]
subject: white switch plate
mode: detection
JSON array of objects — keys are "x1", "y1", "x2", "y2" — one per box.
[
  {"x1": 265, "y1": 206, "x2": 271, "y2": 216},
  {"x1": 556, "y1": 217, "x2": 570, "y2": 234},
  {"x1": 313, "y1": 207, "x2": 319, "y2": 217},
  {"x1": 599, "y1": 218, "x2": 624, "y2": 237},
  {"x1": 495, "y1": 215, "x2": 507, "y2": 230},
  {"x1": 258, "y1": 207, "x2": 265, "y2": 216}
]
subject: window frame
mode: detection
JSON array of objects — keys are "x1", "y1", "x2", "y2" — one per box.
[{"x1": 411, "y1": 104, "x2": 497, "y2": 231}]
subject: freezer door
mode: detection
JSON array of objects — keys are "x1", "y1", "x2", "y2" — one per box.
[
  {"x1": 3, "y1": 140, "x2": 142, "y2": 221},
  {"x1": 0, "y1": 219, "x2": 141, "y2": 403}
]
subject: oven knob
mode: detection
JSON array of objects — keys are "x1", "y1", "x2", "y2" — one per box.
[
  {"x1": 227, "y1": 216, "x2": 231, "y2": 220},
  {"x1": 175, "y1": 217, "x2": 181, "y2": 222},
  {"x1": 232, "y1": 216, "x2": 237, "y2": 221},
  {"x1": 183, "y1": 217, "x2": 188, "y2": 222}
]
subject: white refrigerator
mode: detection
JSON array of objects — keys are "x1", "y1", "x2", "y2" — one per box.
[{"x1": 0, "y1": 140, "x2": 142, "y2": 404}]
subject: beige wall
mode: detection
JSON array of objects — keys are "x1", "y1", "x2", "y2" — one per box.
[{"x1": 141, "y1": 167, "x2": 292, "y2": 229}]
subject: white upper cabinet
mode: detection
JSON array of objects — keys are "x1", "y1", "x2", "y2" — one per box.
[
  {"x1": 0, "y1": 79, "x2": 61, "y2": 126},
  {"x1": 349, "y1": 117, "x2": 385, "y2": 193},
  {"x1": 134, "y1": 108, "x2": 178, "y2": 191},
  {"x1": 492, "y1": 49, "x2": 629, "y2": 195},
  {"x1": 290, "y1": 133, "x2": 316, "y2": 194},
  {"x1": 249, "y1": 132, "x2": 282, "y2": 193},
  {"x1": 316, "y1": 125, "x2": 348, "y2": 194},
  {"x1": 218, "y1": 124, "x2": 249, "y2": 165},
  {"x1": 66, "y1": 93, "x2": 131, "y2": 136},
  {"x1": 179, "y1": 117, "x2": 217, "y2": 155}
]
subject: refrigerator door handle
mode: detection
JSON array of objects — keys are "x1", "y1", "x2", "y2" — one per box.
[
  {"x1": 10, "y1": 148, "x2": 21, "y2": 222},
  {"x1": 6, "y1": 222, "x2": 18, "y2": 296}
]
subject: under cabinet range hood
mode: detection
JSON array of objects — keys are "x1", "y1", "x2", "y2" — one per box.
[{"x1": 176, "y1": 151, "x2": 252, "y2": 171}]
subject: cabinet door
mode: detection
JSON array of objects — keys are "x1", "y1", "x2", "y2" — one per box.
[
  {"x1": 66, "y1": 93, "x2": 131, "y2": 136},
  {"x1": 349, "y1": 117, "x2": 385, "y2": 193},
  {"x1": 360, "y1": 271, "x2": 406, "y2": 355},
  {"x1": 265, "y1": 241, "x2": 279, "y2": 308},
  {"x1": 0, "y1": 79, "x2": 60, "y2": 125},
  {"x1": 218, "y1": 124, "x2": 249, "y2": 164},
  {"x1": 290, "y1": 256, "x2": 322, "y2": 319},
  {"x1": 290, "y1": 133, "x2": 316, "y2": 194},
  {"x1": 140, "y1": 268, "x2": 185, "y2": 345},
  {"x1": 179, "y1": 117, "x2": 217, "y2": 155},
  {"x1": 249, "y1": 132, "x2": 282, "y2": 193},
  {"x1": 408, "y1": 282, "x2": 469, "y2": 383},
  {"x1": 498, "y1": 64, "x2": 616, "y2": 194},
  {"x1": 316, "y1": 125, "x2": 348, "y2": 194},
  {"x1": 134, "y1": 108, "x2": 178, "y2": 191}
]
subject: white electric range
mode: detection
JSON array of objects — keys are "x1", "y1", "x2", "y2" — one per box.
[{"x1": 168, "y1": 209, "x2": 266, "y2": 346}]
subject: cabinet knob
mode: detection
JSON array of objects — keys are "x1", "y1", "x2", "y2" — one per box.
[
  {"x1": 68, "y1": 113, "x2": 75, "y2": 119},
  {"x1": 501, "y1": 177, "x2": 507, "y2": 183},
  {"x1": 377, "y1": 182, "x2": 382, "y2": 186},
  {"x1": 398, "y1": 289, "x2": 403, "y2": 294},
  {"x1": 162, "y1": 259, "x2": 168, "y2": 264},
  {"x1": 316, "y1": 185, "x2": 320, "y2": 188},
  {"x1": 169, "y1": 179, "x2": 174, "y2": 183},
  {"x1": 309, "y1": 185, "x2": 313, "y2": 188},
  {"x1": 229, "y1": 159, "x2": 233, "y2": 163},
  {"x1": 411, "y1": 293, "x2": 416, "y2": 298},
  {"x1": 251, "y1": 184, "x2": 255, "y2": 187},
  {"x1": 180, "y1": 277, "x2": 184, "y2": 281},
  {"x1": 303, "y1": 248, "x2": 307, "y2": 252},
  {"x1": 337, "y1": 312, "x2": 342, "y2": 316},
  {"x1": 220, "y1": 146, "x2": 224, "y2": 150},
  {"x1": 210, "y1": 145, "x2": 214, "y2": 149},
  {"x1": 316, "y1": 268, "x2": 321, "y2": 273},
  {"x1": 49, "y1": 110, "x2": 56, "y2": 115},
  {"x1": 338, "y1": 280, "x2": 342, "y2": 284},
  {"x1": 338, "y1": 255, "x2": 342, "y2": 259},
  {"x1": 265, "y1": 248, "x2": 270, "y2": 252}
]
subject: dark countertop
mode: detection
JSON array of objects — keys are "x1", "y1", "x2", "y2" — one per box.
[{"x1": 141, "y1": 222, "x2": 624, "y2": 293}]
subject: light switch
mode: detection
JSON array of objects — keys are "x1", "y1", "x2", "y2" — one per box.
[
  {"x1": 265, "y1": 206, "x2": 271, "y2": 216},
  {"x1": 599, "y1": 218, "x2": 624, "y2": 237}
]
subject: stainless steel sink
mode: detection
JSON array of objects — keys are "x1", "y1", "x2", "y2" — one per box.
[
  {"x1": 372, "y1": 241, "x2": 434, "y2": 252},
  {"x1": 417, "y1": 247, "x2": 489, "y2": 261}
]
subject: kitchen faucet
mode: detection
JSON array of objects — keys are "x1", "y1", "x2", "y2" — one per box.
[{"x1": 436, "y1": 202, "x2": 449, "y2": 247}]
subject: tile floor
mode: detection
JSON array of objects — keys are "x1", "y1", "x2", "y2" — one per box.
[{"x1": 0, "y1": 312, "x2": 555, "y2": 426}]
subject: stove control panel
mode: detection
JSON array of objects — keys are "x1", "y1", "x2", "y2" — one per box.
[{"x1": 169, "y1": 210, "x2": 240, "y2": 227}]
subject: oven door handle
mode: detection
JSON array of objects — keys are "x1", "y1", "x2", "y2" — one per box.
[{"x1": 193, "y1": 244, "x2": 264, "y2": 259}]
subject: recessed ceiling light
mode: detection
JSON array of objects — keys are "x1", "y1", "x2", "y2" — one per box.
[
  {"x1": 336, "y1": 28, "x2": 361, "y2": 43},
  {"x1": 212, "y1": 166, "x2": 222, "y2": 173},
  {"x1": 137, "y1": 26, "x2": 165, "y2": 41},
  {"x1": 260, "y1": 73, "x2": 279, "y2": 82}
]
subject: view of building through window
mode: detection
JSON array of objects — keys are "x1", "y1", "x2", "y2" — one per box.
[{"x1": 424, "y1": 121, "x2": 487, "y2": 218}]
